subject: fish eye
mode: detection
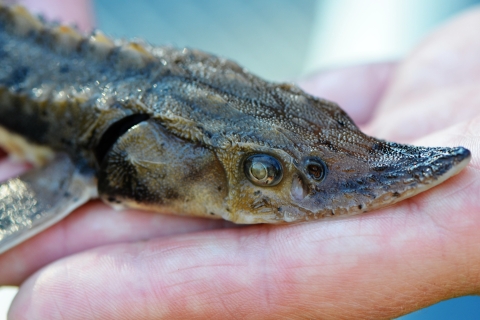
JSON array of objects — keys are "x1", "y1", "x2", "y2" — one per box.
[
  {"x1": 304, "y1": 158, "x2": 327, "y2": 181},
  {"x1": 244, "y1": 154, "x2": 283, "y2": 187}
]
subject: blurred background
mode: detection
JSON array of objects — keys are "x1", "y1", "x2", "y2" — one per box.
[
  {"x1": 95, "y1": 0, "x2": 479, "y2": 82},
  {"x1": 1, "y1": 0, "x2": 480, "y2": 318}
]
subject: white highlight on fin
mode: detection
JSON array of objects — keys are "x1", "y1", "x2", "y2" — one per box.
[{"x1": 0, "y1": 167, "x2": 97, "y2": 255}]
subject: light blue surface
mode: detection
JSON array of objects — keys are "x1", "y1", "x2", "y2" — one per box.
[
  {"x1": 95, "y1": 0, "x2": 316, "y2": 81},
  {"x1": 400, "y1": 296, "x2": 480, "y2": 319}
]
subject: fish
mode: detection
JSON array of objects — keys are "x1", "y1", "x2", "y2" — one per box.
[{"x1": 0, "y1": 5, "x2": 471, "y2": 254}]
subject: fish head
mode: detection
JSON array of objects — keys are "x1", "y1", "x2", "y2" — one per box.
[{"x1": 96, "y1": 51, "x2": 470, "y2": 223}]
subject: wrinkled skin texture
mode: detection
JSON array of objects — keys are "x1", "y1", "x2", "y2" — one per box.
[{"x1": 1, "y1": 1, "x2": 480, "y2": 319}]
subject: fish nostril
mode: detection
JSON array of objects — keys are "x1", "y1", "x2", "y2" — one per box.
[
  {"x1": 304, "y1": 157, "x2": 327, "y2": 181},
  {"x1": 307, "y1": 164, "x2": 323, "y2": 178}
]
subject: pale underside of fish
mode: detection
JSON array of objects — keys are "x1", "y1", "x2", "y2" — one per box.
[{"x1": 0, "y1": 5, "x2": 471, "y2": 254}]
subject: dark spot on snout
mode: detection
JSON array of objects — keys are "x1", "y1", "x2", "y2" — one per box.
[
  {"x1": 372, "y1": 165, "x2": 389, "y2": 172},
  {"x1": 320, "y1": 140, "x2": 338, "y2": 152},
  {"x1": 386, "y1": 173, "x2": 400, "y2": 179},
  {"x1": 370, "y1": 142, "x2": 392, "y2": 155},
  {"x1": 393, "y1": 192, "x2": 400, "y2": 197},
  {"x1": 358, "y1": 204, "x2": 363, "y2": 210}
]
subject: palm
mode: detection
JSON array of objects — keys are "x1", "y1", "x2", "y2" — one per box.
[{"x1": 1, "y1": 6, "x2": 480, "y2": 320}]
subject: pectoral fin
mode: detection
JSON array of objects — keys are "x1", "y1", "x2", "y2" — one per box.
[{"x1": 0, "y1": 154, "x2": 96, "y2": 254}]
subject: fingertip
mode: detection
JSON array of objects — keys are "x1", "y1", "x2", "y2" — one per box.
[
  {"x1": 0, "y1": 157, "x2": 30, "y2": 182},
  {"x1": 0, "y1": 201, "x2": 235, "y2": 286},
  {"x1": 7, "y1": 228, "x2": 275, "y2": 319}
]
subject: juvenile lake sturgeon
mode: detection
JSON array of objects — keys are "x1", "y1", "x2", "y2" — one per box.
[{"x1": 0, "y1": 5, "x2": 471, "y2": 254}]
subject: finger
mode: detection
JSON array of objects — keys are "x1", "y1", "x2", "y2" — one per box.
[
  {"x1": 381, "y1": 7, "x2": 480, "y2": 108},
  {"x1": 297, "y1": 62, "x2": 396, "y2": 125},
  {"x1": 0, "y1": 201, "x2": 237, "y2": 286},
  {"x1": 10, "y1": 118, "x2": 480, "y2": 319},
  {"x1": 365, "y1": 83, "x2": 480, "y2": 142},
  {"x1": 369, "y1": 8, "x2": 480, "y2": 141},
  {"x1": 19, "y1": 0, "x2": 95, "y2": 31},
  {"x1": 0, "y1": 152, "x2": 237, "y2": 285}
]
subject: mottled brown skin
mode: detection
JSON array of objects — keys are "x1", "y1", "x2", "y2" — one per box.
[{"x1": 0, "y1": 5, "x2": 471, "y2": 230}]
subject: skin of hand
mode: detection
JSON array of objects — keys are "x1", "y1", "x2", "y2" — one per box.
[{"x1": 1, "y1": 1, "x2": 480, "y2": 319}]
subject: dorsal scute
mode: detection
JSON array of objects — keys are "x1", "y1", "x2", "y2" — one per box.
[
  {"x1": 0, "y1": 4, "x2": 44, "y2": 36},
  {"x1": 0, "y1": 4, "x2": 160, "y2": 70},
  {"x1": 51, "y1": 25, "x2": 83, "y2": 54},
  {"x1": 115, "y1": 41, "x2": 156, "y2": 69},
  {"x1": 84, "y1": 30, "x2": 115, "y2": 59},
  {"x1": 0, "y1": 4, "x2": 84, "y2": 54}
]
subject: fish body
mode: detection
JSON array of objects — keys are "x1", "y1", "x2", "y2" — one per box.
[{"x1": 0, "y1": 5, "x2": 471, "y2": 253}]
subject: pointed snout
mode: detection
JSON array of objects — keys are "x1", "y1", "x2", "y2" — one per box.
[{"x1": 279, "y1": 145, "x2": 471, "y2": 222}]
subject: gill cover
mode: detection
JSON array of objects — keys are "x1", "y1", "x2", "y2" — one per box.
[{"x1": 97, "y1": 118, "x2": 228, "y2": 219}]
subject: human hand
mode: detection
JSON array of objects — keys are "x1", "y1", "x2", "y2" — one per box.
[{"x1": 1, "y1": 2, "x2": 480, "y2": 319}]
